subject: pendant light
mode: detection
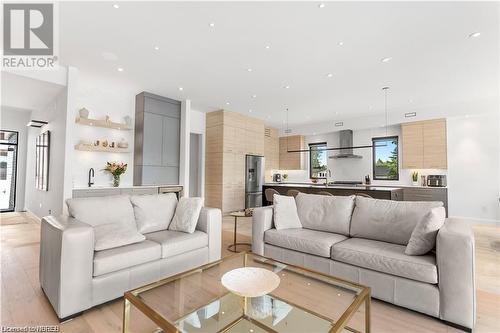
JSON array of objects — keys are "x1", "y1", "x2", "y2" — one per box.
[{"x1": 382, "y1": 86, "x2": 390, "y2": 136}]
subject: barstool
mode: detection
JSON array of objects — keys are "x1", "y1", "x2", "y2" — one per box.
[
  {"x1": 317, "y1": 191, "x2": 334, "y2": 196},
  {"x1": 355, "y1": 193, "x2": 373, "y2": 198},
  {"x1": 264, "y1": 188, "x2": 280, "y2": 204},
  {"x1": 286, "y1": 189, "x2": 301, "y2": 198}
]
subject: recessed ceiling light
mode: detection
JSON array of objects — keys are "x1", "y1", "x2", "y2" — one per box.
[
  {"x1": 154, "y1": 46, "x2": 160, "y2": 50},
  {"x1": 369, "y1": 105, "x2": 373, "y2": 110},
  {"x1": 284, "y1": 85, "x2": 290, "y2": 89},
  {"x1": 318, "y1": 3, "x2": 325, "y2": 8},
  {"x1": 381, "y1": 57, "x2": 392, "y2": 63},
  {"x1": 338, "y1": 41, "x2": 344, "y2": 46},
  {"x1": 248, "y1": 109, "x2": 253, "y2": 113},
  {"x1": 267, "y1": 115, "x2": 271, "y2": 119},
  {"x1": 408, "y1": 98, "x2": 413, "y2": 103},
  {"x1": 209, "y1": 22, "x2": 215, "y2": 28},
  {"x1": 327, "y1": 73, "x2": 333, "y2": 78},
  {"x1": 178, "y1": 87, "x2": 184, "y2": 91},
  {"x1": 265, "y1": 45, "x2": 270, "y2": 49},
  {"x1": 252, "y1": 94, "x2": 257, "y2": 98},
  {"x1": 247, "y1": 68, "x2": 253, "y2": 72},
  {"x1": 335, "y1": 111, "x2": 339, "y2": 115},
  {"x1": 468, "y1": 32, "x2": 481, "y2": 38},
  {"x1": 225, "y1": 102, "x2": 230, "y2": 105},
  {"x1": 112, "y1": 3, "x2": 120, "y2": 9},
  {"x1": 117, "y1": 67, "x2": 124, "y2": 72}
]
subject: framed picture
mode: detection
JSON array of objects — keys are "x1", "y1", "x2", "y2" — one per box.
[{"x1": 35, "y1": 130, "x2": 50, "y2": 191}]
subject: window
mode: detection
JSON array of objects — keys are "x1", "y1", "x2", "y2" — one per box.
[
  {"x1": 372, "y1": 136, "x2": 399, "y2": 180},
  {"x1": 309, "y1": 142, "x2": 328, "y2": 179}
]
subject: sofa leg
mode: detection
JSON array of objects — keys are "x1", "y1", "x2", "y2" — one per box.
[
  {"x1": 59, "y1": 312, "x2": 83, "y2": 323},
  {"x1": 442, "y1": 320, "x2": 472, "y2": 333}
]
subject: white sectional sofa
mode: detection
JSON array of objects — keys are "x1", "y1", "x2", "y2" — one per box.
[
  {"x1": 39, "y1": 194, "x2": 222, "y2": 320},
  {"x1": 252, "y1": 194, "x2": 475, "y2": 331}
]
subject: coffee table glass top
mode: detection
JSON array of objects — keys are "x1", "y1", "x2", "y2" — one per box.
[{"x1": 124, "y1": 252, "x2": 370, "y2": 333}]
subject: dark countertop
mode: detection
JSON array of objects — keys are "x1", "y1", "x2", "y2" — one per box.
[{"x1": 263, "y1": 183, "x2": 402, "y2": 192}]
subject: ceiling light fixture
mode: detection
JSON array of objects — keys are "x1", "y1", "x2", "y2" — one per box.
[
  {"x1": 112, "y1": 3, "x2": 120, "y2": 9},
  {"x1": 252, "y1": 94, "x2": 257, "y2": 98},
  {"x1": 248, "y1": 109, "x2": 253, "y2": 113},
  {"x1": 381, "y1": 57, "x2": 392, "y2": 63},
  {"x1": 27, "y1": 120, "x2": 48, "y2": 128},
  {"x1": 468, "y1": 32, "x2": 481, "y2": 38},
  {"x1": 225, "y1": 102, "x2": 230, "y2": 105},
  {"x1": 265, "y1": 45, "x2": 270, "y2": 49},
  {"x1": 382, "y1": 86, "x2": 390, "y2": 135},
  {"x1": 318, "y1": 3, "x2": 325, "y2": 8},
  {"x1": 247, "y1": 68, "x2": 253, "y2": 72},
  {"x1": 154, "y1": 46, "x2": 160, "y2": 50},
  {"x1": 284, "y1": 85, "x2": 290, "y2": 89},
  {"x1": 117, "y1": 67, "x2": 124, "y2": 72},
  {"x1": 178, "y1": 87, "x2": 184, "y2": 91},
  {"x1": 338, "y1": 41, "x2": 344, "y2": 46},
  {"x1": 209, "y1": 22, "x2": 215, "y2": 27},
  {"x1": 327, "y1": 73, "x2": 333, "y2": 78}
]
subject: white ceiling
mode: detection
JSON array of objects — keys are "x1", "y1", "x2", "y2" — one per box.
[
  {"x1": 59, "y1": 1, "x2": 499, "y2": 128},
  {"x1": 1, "y1": 72, "x2": 65, "y2": 111}
]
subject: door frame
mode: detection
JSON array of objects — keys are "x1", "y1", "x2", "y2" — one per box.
[{"x1": 0, "y1": 129, "x2": 19, "y2": 213}]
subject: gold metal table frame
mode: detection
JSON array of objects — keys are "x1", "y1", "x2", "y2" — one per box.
[{"x1": 123, "y1": 252, "x2": 371, "y2": 333}]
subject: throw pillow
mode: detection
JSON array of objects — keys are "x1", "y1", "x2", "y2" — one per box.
[
  {"x1": 93, "y1": 223, "x2": 146, "y2": 251},
  {"x1": 130, "y1": 193, "x2": 178, "y2": 234},
  {"x1": 405, "y1": 207, "x2": 446, "y2": 255},
  {"x1": 273, "y1": 194, "x2": 302, "y2": 230},
  {"x1": 168, "y1": 197, "x2": 204, "y2": 233}
]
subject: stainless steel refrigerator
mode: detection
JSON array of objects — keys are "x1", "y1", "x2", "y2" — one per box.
[{"x1": 245, "y1": 155, "x2": 265, "y2": 209}]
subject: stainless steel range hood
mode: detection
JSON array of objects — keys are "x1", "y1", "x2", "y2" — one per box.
[{"x1": 331, "y1": 130, "x2": 363, "y2": 159}]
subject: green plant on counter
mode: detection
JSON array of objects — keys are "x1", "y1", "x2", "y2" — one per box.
[
  {"x1": 412, "y1": 171, "x2": 419, "y2": 182},
  {"x1": 283, "y1": 173, "x2": 288, "y2": 180}
]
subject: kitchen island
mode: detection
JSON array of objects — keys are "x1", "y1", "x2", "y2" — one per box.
[{"x1": 263, "y1": 183, "x2": 403, "y2": 204}]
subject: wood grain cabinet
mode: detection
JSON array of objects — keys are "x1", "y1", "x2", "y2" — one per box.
[
  {"x1": 402, "y1": 119, "x2": 447, "y2": 169},
  {"x1": 279, "y1": 135, "x2": 305, "y2": 170},
  {"x1": 205, "y1": 110, "x2": 264, "y2": 213},
  {"x1": 264, "y1": 127, "x2": 279, "y2": 182}
]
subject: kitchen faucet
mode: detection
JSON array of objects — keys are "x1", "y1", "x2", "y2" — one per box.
[{"x1": 88, "y1": 168, "x2": 94, "y2": 187}]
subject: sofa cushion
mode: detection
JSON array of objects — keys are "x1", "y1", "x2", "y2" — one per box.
[
  {"x1": 93, "y1": 222, "x2": 145, "y2": 251},
  {"x1": 93, "y1": 240, "x2": 161, "y2": 277},
  {"x1": 273, "y1": 194, "x2": 302, "y2": 230},
  {"x1": 169, "y1": 197, "x2": 204, "y2": 233},
  {"x1": 350, "y1": 196, "x2": 443, "y2": 245},
  {"x1": 131, "y1": 193, "x2": 178, "y2": 234},
  {"x1": 406, "y1": 207, "x2": 446, "y2": 255},
  {"x1": 145, "y1": 230, "x2": 208, "y2": 258},
  {"x1": 67, "y1": 195, "x2": 136, "y2": 228},
  {"x1": 332, "y1": 238, "x2": 438, "y2": 284},
  {"x1": 265, "y1": 228, "x2": 347, "y2": 258},
  {"x1": 295, "y1": 193, "x2": 354, "y2": 236}
]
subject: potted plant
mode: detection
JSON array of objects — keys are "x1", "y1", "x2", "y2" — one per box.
[
  {"x1": 104, "y1": 162, "x2": 127, "y2": 187},
  {"x1": 282, "y1": 173, "x2": 288, "y2": 182},
  {"x1": 411, "y1": 171, "x2": 419, "y2": 186}
]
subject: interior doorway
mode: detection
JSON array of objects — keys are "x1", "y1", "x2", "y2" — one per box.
[
  {"x1": 189, "y1": 133, "x2": 203, "y2": 197},
  {"x1": 0, "y1": 130, "x2": 19, "y2": 212}
]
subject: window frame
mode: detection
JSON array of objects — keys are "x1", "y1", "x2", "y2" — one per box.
[
  {"x1": 372, "y1": 136, "x2": 399, "y2": 181},
  {"x1": 309, "y1": 142, "x2": 328, "y2": 179}
]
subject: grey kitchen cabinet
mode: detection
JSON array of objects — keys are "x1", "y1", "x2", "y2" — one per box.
[
  {"x1": 134, "y1": 92, "x2": 181, "y2": 185},
  {"x1": 403, "y1": 187, "x2": 448, "y2": 215},
  {"x1": 72, "y1": 186, "x2": 182, "y2": 198}
]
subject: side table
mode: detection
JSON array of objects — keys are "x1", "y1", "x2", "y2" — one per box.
[{"x1": 227, "y1": 210, "x2": 252, "y2": 253}]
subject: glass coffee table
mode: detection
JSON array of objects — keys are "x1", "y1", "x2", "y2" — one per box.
[{"x1": 123, "y1": 252, "x2": 371, "y2": 333}]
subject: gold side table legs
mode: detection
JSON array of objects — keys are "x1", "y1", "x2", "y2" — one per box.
[{"x1": 227, "y1": 215, "x2": 251, "y2": 253}]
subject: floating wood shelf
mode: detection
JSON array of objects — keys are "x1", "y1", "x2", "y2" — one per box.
[
  {"x1": 75, "y1": 117, "x2": 132, "y2": 130},
  {"x1": 74, "y1": 144, "x2": 130, "y2": 153}
]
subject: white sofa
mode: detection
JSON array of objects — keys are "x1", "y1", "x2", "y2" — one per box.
[
  {"x1": 252, "y1": 194, "x2": 475, "y2": 331},
  {"x1": 39, "y1": 194, "x2": 222, "y2": 320}
]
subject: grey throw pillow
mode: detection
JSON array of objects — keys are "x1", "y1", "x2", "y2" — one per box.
[
  {"x1": 93, "y1": 223, "x2": 145, "y2": 251},
  {"x1": 131, "y1": 193, "x2": 178, "y2": 233},
  {"x1": 168, "y1": 197, "x2": 204, "y2": 233},
  {"x1": 405, "y1": 207, "x2": 446, "y2": 255},
  {"x1": 273, "y1": 194, "x2": 302, "y2": 230}
]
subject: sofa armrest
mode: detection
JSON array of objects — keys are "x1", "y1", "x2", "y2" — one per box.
[
  {"x1": 40, "y1": 215, "x2": 94, "y2": 319},
  {"x1": 196, "y1": 207, "x2": 222, "y2": 262},
  {"x1": 436, "y1": 218, "x2": 476, "y2": 329},
  {"x1": 252, "y1": 206, "x2": 274, "y2": 255}
]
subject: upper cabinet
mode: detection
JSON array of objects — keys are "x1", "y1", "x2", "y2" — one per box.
[
  {"x1": 279, "y1": 135, "x2": 305, "y2": 170},
  {"x1": 264, "y1": 127, "x2": 279, "y2": 182},
  {"x1": 134, "y1": 92, "x2": 181, "y2": 185},
  {"x1": 402, "y1": 118, "x2": 447, "y2": 169}
]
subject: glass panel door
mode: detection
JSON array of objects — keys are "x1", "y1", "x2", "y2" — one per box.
[{"x1": 0, "y1": 130, "x2": 19, "y2": 212}]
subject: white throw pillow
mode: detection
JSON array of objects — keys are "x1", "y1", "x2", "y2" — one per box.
[
  {"x1": 168, "y1": 197, "x2": 204, "y2": 233},
  {"x1": 273, "y1": 194, "x2": 302, "y2": 230},
  {"x1": 405, "y1": 207, "x2": 446, "y2": 255},
  {"x1": 93, "y1": 223, "x2": 145, "y2": 251},
  {"x1": 130, "y1": 193, "x2": 178, "y2": 234}
]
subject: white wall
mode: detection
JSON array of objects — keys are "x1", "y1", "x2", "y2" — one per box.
[
  {"x1": 448, "y1": 113, "x2": 499, "y2": 222},
  {"x1": 189, "y1": 109, "x2": 206, "y2": 198},
  {"x1": 25, "y1": 89, "x2": 69, "y2": 217},
  {"x1": 0, "y1": 107, "x2": 30, "y2": 211},
  {"x1": 72, "y1": 71, "x2": 140, "y2": 188}
]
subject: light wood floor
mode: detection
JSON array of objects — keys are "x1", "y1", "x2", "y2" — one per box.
[{"x1": 0, "y1": 212, "x2": 499, "y2": 332}]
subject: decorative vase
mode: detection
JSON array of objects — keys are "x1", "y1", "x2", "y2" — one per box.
[
  {"x1": 113, "y1": 175, "x2": 120, "y2": 187},
  {"x1": 79, "y1": 108, "x2": 89, "y2": 119},
  {"x1": 412, "y1": 181, "x2": 419, "y2": 186}
]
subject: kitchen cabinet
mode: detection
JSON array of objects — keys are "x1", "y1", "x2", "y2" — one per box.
[
  {"x1": 264, "y1": 127, "x2": 279, "y2": 182},
  {"x1": 402, "y1": 118, "x2": 447, "y2": 169},
  {"x1": 279, "y1": 135, "x2": 305, "y2": 170},
  {"x1": 205, "y1": 110, "x2": 264, "y2": 213},
  {"x1": 134, "y1": 92, "x2": 181, "y2": 185},
  {"x1": 72, "y1": 185, "x2": 182, "y2": 198},
  {"x1": 403, "y1": 187, "x2": 448, "y2": 215}
]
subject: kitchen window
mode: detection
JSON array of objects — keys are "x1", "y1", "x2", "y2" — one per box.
[
  {"x1": 372, "y1": 136, "x2": 399, "y2": 180},
  {"x1": 309, "y1": 142, "x2": 328, "y2": 179}
]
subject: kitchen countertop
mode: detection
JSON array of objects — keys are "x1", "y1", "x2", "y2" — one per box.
[
  {"x1": 264, "y1": 182, "x2": 447, "y2": 189},
  {"x1": 73, "y1": 184, "x2": 182, "y2": 190},
  {"x1": 263, "y1": 183, "x2": 403, "y2": 191}
]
